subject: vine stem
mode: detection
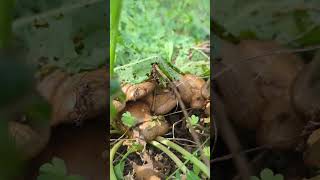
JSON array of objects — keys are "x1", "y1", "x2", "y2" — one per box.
[
  {"x1": 150, "y1": 140, "x2": 188, "y2": 174},
  {"x1": 156, "y1": 136, "x2": 210, "y2": 177},
  {"x1": 110, "y1": 0, "x2": 123, "y2": 77},
  {"x1": 110, "y1": 139, "x2": 124, "y2": 180}
]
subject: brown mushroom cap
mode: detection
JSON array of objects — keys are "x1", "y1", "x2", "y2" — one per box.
[
  {"x1": 37, "y1": 70, "x2": 69, "y2": 102},
  {"x1": 176, "y1": 74, "x2": 207, "y2": 109},
  {"x1": 9, "y1": 120, "x2": 50, "y2": 160},
  {"x1": 112, "y1": 100, "x2": 126, "y2": 113},
  {"x1": 256, "y1": 100, "x2": 304, "y2": 150},
  {"x1": 239, "y1": 40, "x2": 304, "y2": 101},
  {"x1": 201, "y1": 81, "x2": 210, "y2": 100},
  {"x1": 122, "y1": 81, "x2": 156, "y2": 101},
  {"x1": 293, "y1": 52, "x2": 320, "y2": 119},
  {"x1": 142, "y1": 89, "x2": 177, "y2": 115},
  {"x1": 216, "y1": 40, "x2": 303, "y2": 130},
  {"x1": 304, "y1": 128, "x2": 320, "y2": 167},
  {"x1": 215, "y1": 40, "x2": 264, "y2": 130},
  {"x1": 39, "y1": 68, "x2": 107, "y2": 126},
  {"x1": 133, "y1": 163, "x2": 161, "y2": 180},
  {"x1": 118, "y1": 102, "x2": 169, "y2": 142}
]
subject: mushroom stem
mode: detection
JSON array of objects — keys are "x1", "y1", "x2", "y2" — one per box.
[{"x1": 156, "y1": 136, "x2": 210, "y2": 177}]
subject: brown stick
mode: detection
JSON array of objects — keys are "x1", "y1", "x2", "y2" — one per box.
[{"x1": 214, "y1": 92, "x2": 252, "y2": 180}]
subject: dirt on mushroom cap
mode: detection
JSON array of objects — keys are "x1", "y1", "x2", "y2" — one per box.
[
  {"x1": 215, "y1": 40, "x2": 304, "y2": 130},
  {"x1": 37, "y1": 68, "x2": 107, "y2": 126},
  {"x1": 117, "y1": 101, "x2": 170, "y2": 142},
  {"x1": 293, "y1": 51, "x2": 320, "y2": 120}
]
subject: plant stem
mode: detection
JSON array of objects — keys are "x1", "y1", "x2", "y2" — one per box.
[
  {"x1": 156, "y1": 136, "x2": 210, "y2": 177},
  {"x1": 110, "y1": 0, "x2": 123, "y2": 77},
  {"x1": 0, "y1": 0, "x2": 14, "y2": 49},
  {"x1": 150, "y1": 140, "x2": 188, "y2": 174},
  {"x1": 110, "y1": 139, "x2": 124, "y2": 180},
  {"x1": 110, "y1": 129, "x2": 121, "y2": 134}
]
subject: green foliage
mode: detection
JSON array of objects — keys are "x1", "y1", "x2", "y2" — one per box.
[
  {"x1": 13, "y1": 0, "x2": 107, "y2": 73},
  {"x1": 192, "y1": 163, "x2": 201, "y2": 176},
  {"x1": 214, "y1": 0, "x2": 320, "y2": 46},
  {"x1": 110, "y1": 77, "x2": 125, "y2": 124},
  {"x1": 202, "y1": 146, "x2": 210, "y2": 159},
  {"x1": 189, "y1": 115, "x2": 200, "y2": 126},
  {"x1": 114, "y1": 56, "x2": 181, "y2": 84},
  {"x1": 114, "y1": 0, "x2": 210, "y2": 84},
  {"x1": 174, "y1": 47, "x2": 210, "y2": 77},
  {"x1": 37, "y1": 157, "x2": 84, "y2": 180},
  {"x1": 121, "y1": 112, "x2": 137, "y2": 128},
  {"x1": 186, "y1": 170, "x2": 201, "y2": 180},
  {"x1": 110, "y1": 0, "x2": 123, "y2": 76},
  {"x1": 174, "y1": 171, "x2": 181, "y2": 180},
  {"x1": 0, "y1": 0, "x2": 14, "y2": 48},
  {"x1": 114, "y1": 161, "x2": 125, "y2": 180},
  {"x1": 251, "y1": 168, "x2": 284, "y2": 180},
  {"x1": 114, "y1": 142, "x2": 143, "y2": 180}
]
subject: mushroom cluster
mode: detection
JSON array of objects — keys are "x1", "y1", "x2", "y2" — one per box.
[
  {"x1": 215, "y1": 39, "x2": 320, "y2": 156},
  {"x1": 113, "y1": 73, "x2": 210, "y2": 142}
]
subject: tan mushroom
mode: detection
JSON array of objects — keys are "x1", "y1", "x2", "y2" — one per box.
[
  {"x1": 37, "y1": 68, "x2": 107, "y2": 126},
  {"x1": 117, "y1": 102, "x2": 169, "y2": 142},
  {"x1": 121, "y1": 81, "x2": 156, "y2": 101}
]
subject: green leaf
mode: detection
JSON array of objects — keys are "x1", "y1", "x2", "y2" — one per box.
[
  {"x1": 166, "y1": 41, "x2": 174, "y2": 62},
  {"x1": 114, "y1": 161, "x2": 125, "y2": 180},
  {"x1": 186, "y1": 171, "x2": 201, "y2": 180},
  {"x1": 274, "y1": 174, "x2": 284, "y2": 180},
  {"x1": 37, "y1": 157, "x2": 84, "y2": 180},
  {"x1": 189, "y1": 115, "x2": 199, "y2": 126},
  {"x1": 121, "y1": 112, "x2": 137, "y2": 128},
  {"x1": 39, "y1": 157, "x2": 67, "y2": 176},
  {"x1": 260, "y1": 168, "x2": 274, "y2": 180},
  {"x1": 128, "y1": 142, "x2": 144, "y2": 152},
  {"x1": 251, "y1": 168, "x2": 284, "y2": 180},
  {"x1": 193, "y1": 164, "x2": 200, "y2": 176},
  {"x1": 251, "y1": 176, "x2": 260, "y2": 180},
  {"x1": 13, "y1": 0, "x2": 107, "y2": 73},
  {"x1": 114, "y1": 56, "x2": 159, "y2": 84},
  {"x1": 202, "y1": 146, "x2": 210, "y2": 159},
  {"x1": 215, "y1": 0, "x2": 320, "y2": 46},
  {"x1": 174, "y1": 171, "x2": 181, "y2": 180}
]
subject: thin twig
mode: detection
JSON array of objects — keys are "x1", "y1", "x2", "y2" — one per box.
[
  {"x1": 214, "y1": 92, "x2": 252, "y2": 180},
  {"x1": 212, "y1": 132, "x2": 308, "y2": 163},
  {"x1": 212, "y1": 145, "x2": 268, "y2": 163},
  {"x1": 172, "y1": 119, "x2": 184, "y2": 139},
  {"x1": 213, "y1": 45, "x2": 320, "y2": 79},
  {"x1": 232, "y1": 151, "x2": 268, "y2": 180},
  {"x1": 212, "y1": 116, "x2": 218, "y2": 153},
  {"x1": 163, "y1": 108, "x2": 193, "y2": 117},
  {"x1": 167, "y1": 138, "x2": 197, "y2": 145}
]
